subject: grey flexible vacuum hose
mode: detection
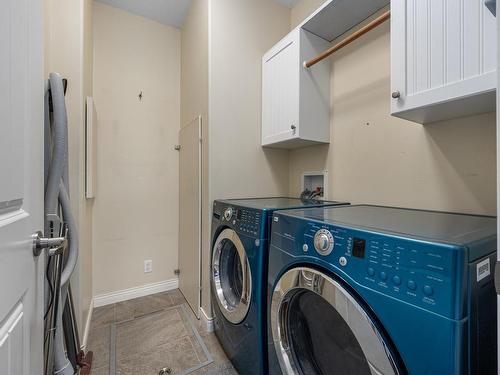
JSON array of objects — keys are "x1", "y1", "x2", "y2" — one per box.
[
  {"x1": 45, "y1": 73, "x2": 67, "y2": 222},
  {"x1": 59, "y1": 181, "x2": 78, "y2": 287},
  {"x1": 45, "y1": 73, "x2": 79, "y2": 375}
]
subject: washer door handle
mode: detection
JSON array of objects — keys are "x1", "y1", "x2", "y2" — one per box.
[{"x1": 241, "y1": 262, "x2": 251, "y2": 304}]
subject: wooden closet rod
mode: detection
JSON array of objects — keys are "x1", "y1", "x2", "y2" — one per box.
[{"x1": 304, "y1": 10, "x2": 391, "y2": 68}]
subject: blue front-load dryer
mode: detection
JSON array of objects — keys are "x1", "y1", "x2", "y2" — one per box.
[
  {"x1": 268, "y1": 205, "x2": 497, "y2": 375},
  {"x1": 210, "y1": 198, "x2": 349, "y2": 375}
]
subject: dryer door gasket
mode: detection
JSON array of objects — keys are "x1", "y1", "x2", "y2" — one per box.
[
  {"x1": 271, "y1": 267, "x2": 400, "y2": 375},
  {"x1": 212, "y1": 228, "x2": 252, "y2": 324}
]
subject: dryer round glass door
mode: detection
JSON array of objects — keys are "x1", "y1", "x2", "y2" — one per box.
[
  {"x1": 212, "y1": 228, "x2": 252, "y2": 324},
  {"x1": 271, "y1": 267, "x2": 400, "y2": 375}
]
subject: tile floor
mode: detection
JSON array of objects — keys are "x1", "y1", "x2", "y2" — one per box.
[{"x1": 86, "y1": 289, "x2": 238, "y2": 375}]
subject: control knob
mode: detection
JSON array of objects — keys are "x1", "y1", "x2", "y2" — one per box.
[
  {"x1": 224, "y1": 207, "x2": 234, "y2": 221},
  {"x1": 314, "y1": 229, "x2": 334, "y2": 255}
]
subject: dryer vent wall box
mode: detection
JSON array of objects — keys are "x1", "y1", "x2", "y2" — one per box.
[
  {"x1": 262, "y1": 28, "x2": 330, "y2": 149},
  {"x1": 303, "y1": 172, "x2": 327, "y2": 199},
  {"x1": 390, "y1": 0, "x2": 497, "y2": 124}
]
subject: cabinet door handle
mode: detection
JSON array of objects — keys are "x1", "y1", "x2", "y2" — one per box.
[
  {"x1": 291, "y1": 124, "x2": 296, "y2": 131},
  {"x1": 391, "y1": 91, "x2": 401, "y2": 99}
]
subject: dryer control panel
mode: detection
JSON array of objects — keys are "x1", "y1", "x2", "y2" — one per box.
[
  {"x1": 220, "y1": 205, "x2": 262, "y2": 238},
  {"x1": 271, "y1": 214, "x2": 472, "y2": 320}
]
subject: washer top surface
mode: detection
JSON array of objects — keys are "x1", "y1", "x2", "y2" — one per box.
[
  {"x1": 219, "y1": 197, "x2": 347, "y2": 211},
  {"x1": 280, "y1": 205, "x2": 496, "y2": 246}
]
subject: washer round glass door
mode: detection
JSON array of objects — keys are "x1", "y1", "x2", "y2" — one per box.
[
  {"x1": 271, "y1": 267, "x2": 400, "y2": 375},
  {"x1": 212, "y1": 228, "x2": 252, "y2": 324}
]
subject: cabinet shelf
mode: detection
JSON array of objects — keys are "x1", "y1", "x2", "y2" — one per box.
[{"x1": 300, "y1": 0, "x2": 390, "y2": 43}]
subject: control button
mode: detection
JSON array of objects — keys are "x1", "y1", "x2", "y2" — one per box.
[
  {"x1": 392, "y1": 275, "x2": 401, "y2": 286},
  {"x1": 367, "y1": 268, "x2": 375, "y2": 277},
  {"x1": 302, "y1": 244, "x2": 309, "y2": 252},
  {"x1": 407, "y1": 280, "x2": 417, "y2": 291},
  {"x1": 339, "y1": 257, "x2": 347, "y2": 267},
  {"x1": 379, "y1": 271, "x2": 387, "y2": 281},
  {"x1": 423, "y1": 285, "x2": 434, "y2": 296}
]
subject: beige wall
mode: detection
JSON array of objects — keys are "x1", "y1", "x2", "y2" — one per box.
[
  {"x1": 289, "y1": 1, "x2": 496, "y2": 215},
  {"x1": 92, "y1": 3, "x2": 181, "y2": 295},
  {"x1": 290, "y1": 0, "x2": 324, "y2": 28},
  {"x1": 44, "y1": 0, "x2": 94, "y2": 333},
  {"x1": 204, "y1": 0, "x2": 291, "y2": 312},
  {"x1": 209, "y1": 0, "x2": 290, "y2": 199},
  {"x1": 180, "y1": 0, "x2": 210, "y2": 315},
  {"x1": 181, "y1": 0, "x2": 209, "y2": 128}
]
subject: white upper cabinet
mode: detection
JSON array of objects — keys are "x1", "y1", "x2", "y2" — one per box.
[
  {"x1": 262, "y1": 30, "x2": 300, "y2": 147},
  {"x1": 391, "y1": 0, "x2": 497, "y2": 124},
  {"x1": 262, "y1": 0, "x2": 390, "y2": 148},
  {"x1": 262, "y1": 28, "x2": 331, "y2": 148}
]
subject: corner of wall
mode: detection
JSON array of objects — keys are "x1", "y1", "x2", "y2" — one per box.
[{"x1": 290, "y1": 0, "x2": 327, "y2": 29}]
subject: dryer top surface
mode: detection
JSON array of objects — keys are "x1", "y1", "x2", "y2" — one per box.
[
  {"x1": 279, "y1": 205, "x2": 496, "y2": 247},
  {"x1": 218, "y1": 197, "x2": 347, "y2": 211}
]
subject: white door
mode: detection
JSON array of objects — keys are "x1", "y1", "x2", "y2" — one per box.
[
  {"x1": 178, "y1": 117, "x2": 202, "y2": 318},
  {"x1": 0, "y1": 0, "x2": 44, "y2": 373}
]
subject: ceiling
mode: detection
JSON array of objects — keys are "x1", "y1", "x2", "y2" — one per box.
[
  {"x1": 274, "y1": 0, "x2": 300, "y2": 7},
  {"x1": 95, "y1": 0, "x2": 299, "y2": 28}
]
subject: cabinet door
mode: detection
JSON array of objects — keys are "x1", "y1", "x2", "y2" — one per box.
[
  {"x1": 391, "y1": 0, "x2": 496, "y2": 123},
  {"x1": 262, "y1": 34, "x2": 299, "y2": 146}
]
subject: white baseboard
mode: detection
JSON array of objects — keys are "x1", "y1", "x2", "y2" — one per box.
[
  {"x1": 80, "y1": 299, "x2": 94, "y2": 350},
  {"x1": 93, "y1": 278, "x2": 179, "y2": 308},
  {"x1": 200, "y1": 306, "x2": 214, "y2": 333}
]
